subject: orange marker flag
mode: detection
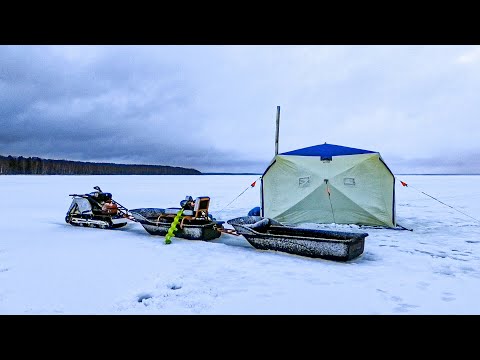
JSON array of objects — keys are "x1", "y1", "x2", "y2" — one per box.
[{"x1": 400, "y1": 181, "x2": 408, "y2": 187}]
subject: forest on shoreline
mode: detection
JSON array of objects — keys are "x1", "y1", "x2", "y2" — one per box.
[{"x1": 0, "y1": 155, "x2": 201, "y2": 175}]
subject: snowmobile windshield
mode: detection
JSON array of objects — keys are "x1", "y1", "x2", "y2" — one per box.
[{"x1": 75, "y1": 198, "x2": 93, "y2": 214}]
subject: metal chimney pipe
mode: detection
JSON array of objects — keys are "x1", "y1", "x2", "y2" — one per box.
[{"x1": 275, "y1": 106, "x2": 280, "y2": 155}]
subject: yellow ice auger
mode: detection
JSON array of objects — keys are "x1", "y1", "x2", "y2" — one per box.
[{"x1": 164, "y1": 208, "x2": 184, "y2": 244}]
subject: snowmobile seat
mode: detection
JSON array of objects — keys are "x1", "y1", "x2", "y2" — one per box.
[{"x1": 91, "y1": 192, "x2": 112, "y2": 203}]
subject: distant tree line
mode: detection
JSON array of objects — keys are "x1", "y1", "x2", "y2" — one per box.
[{"x1": 0, "y1": 155, "x2": 202, "y2": 175}]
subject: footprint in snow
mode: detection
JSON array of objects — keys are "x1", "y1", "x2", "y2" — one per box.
[
  {"x1": 441, "y1": 292, "x2": 456, "y2": 302},
  {"x1": 393, "y1": 303, "x2": 419, "y2": 313},
  {"x1": 137, "y1": 293, "x2": 153, "y2": 303},
  {"x1": 416, "y1": 281, "x2": 430, "y2": 290}
]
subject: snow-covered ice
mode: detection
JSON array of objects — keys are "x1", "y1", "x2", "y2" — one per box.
[{"x1": 1, "y1": 174, "x2": 479, "y2": 314}]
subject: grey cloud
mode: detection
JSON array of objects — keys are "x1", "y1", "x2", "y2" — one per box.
[
  {"x1": 384, "y1": 151, "x2": 480, "y2": 174},
  {"x1": 1, "y1": 45, "x2": 480, "y2": 174}
]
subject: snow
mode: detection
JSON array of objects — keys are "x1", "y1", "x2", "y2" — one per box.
[{"x1": 1, "y1": 174, "x2": 480, "y2": 315}]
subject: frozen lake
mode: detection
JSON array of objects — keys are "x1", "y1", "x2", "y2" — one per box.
[{"x1": 1, "y1": 174, "x2": 479, "y2": 314}]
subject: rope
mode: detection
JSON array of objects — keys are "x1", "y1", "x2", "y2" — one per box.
[
  {"x1": 325, "y1": 180, "x2": 336, "y2": 226},
  {"x1": 218, "y1": 176, "x2": 262, "y2": 213},
  {"x1": 397, "y1": 177, "x2": 480, "y2": 224}
]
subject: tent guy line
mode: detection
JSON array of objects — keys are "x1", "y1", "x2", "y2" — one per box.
[
  {"x1": 397, "y1": 178, "x2": 480, "y2": 224},
  {"x1": 217, "y1": 176, "x2": 261, "y2": 213}
]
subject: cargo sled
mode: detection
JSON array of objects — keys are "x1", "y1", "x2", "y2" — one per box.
[
  {"x1": 130, "y1": 196, "x2": 227, "y2": 240},
  {"x1": 227, "y1": 216, "x2": 368, "y2": 261}
]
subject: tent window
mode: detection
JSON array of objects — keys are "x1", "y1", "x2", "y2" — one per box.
[
  {"x1": 299, "y1": 176, "x2": 311, "y2": 187},
  {"x1": 320, "y1": 156, "x2": 332, "y2": 162},
  {"x1": 344, "y1": 177, "x2": 355, "y2": 186}
]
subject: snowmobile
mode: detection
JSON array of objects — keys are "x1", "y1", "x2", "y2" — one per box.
[{"x1": 65, "y1": 186, "x2": 134, "y2": 229}]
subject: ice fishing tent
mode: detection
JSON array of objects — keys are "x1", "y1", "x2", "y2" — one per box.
[{"x1": 260, "y1": 143, "x2": 396, "y2": 227}]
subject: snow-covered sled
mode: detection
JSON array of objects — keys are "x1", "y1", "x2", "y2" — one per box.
[{"x1": 227, "y1": 216, "x2": 368, "y2": 261}]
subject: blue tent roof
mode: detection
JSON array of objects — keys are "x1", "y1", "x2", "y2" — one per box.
[{"x1": 280, "y1": 143, "x2": 377, "y2": 157}]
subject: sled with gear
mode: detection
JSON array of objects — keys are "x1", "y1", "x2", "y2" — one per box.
[
  {"x1": 129, "y1": 195, "x2": 231, "y2": 241},
  {"x1": 65, "y1": 186, "x2": 135, "y2": 229}
]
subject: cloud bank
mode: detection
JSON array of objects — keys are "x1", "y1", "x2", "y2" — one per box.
[{"x1": 1, "y1": 45, "x2": 479, "y2": 173}]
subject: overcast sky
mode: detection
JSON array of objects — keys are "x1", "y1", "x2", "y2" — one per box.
[{"x1": 1, "y1": 45, "x2": 479, "y2": 174}]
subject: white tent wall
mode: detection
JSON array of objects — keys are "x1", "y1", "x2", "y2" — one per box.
[{"x1": 261, "y1": 153, "x2": 396, "y2": 227}]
